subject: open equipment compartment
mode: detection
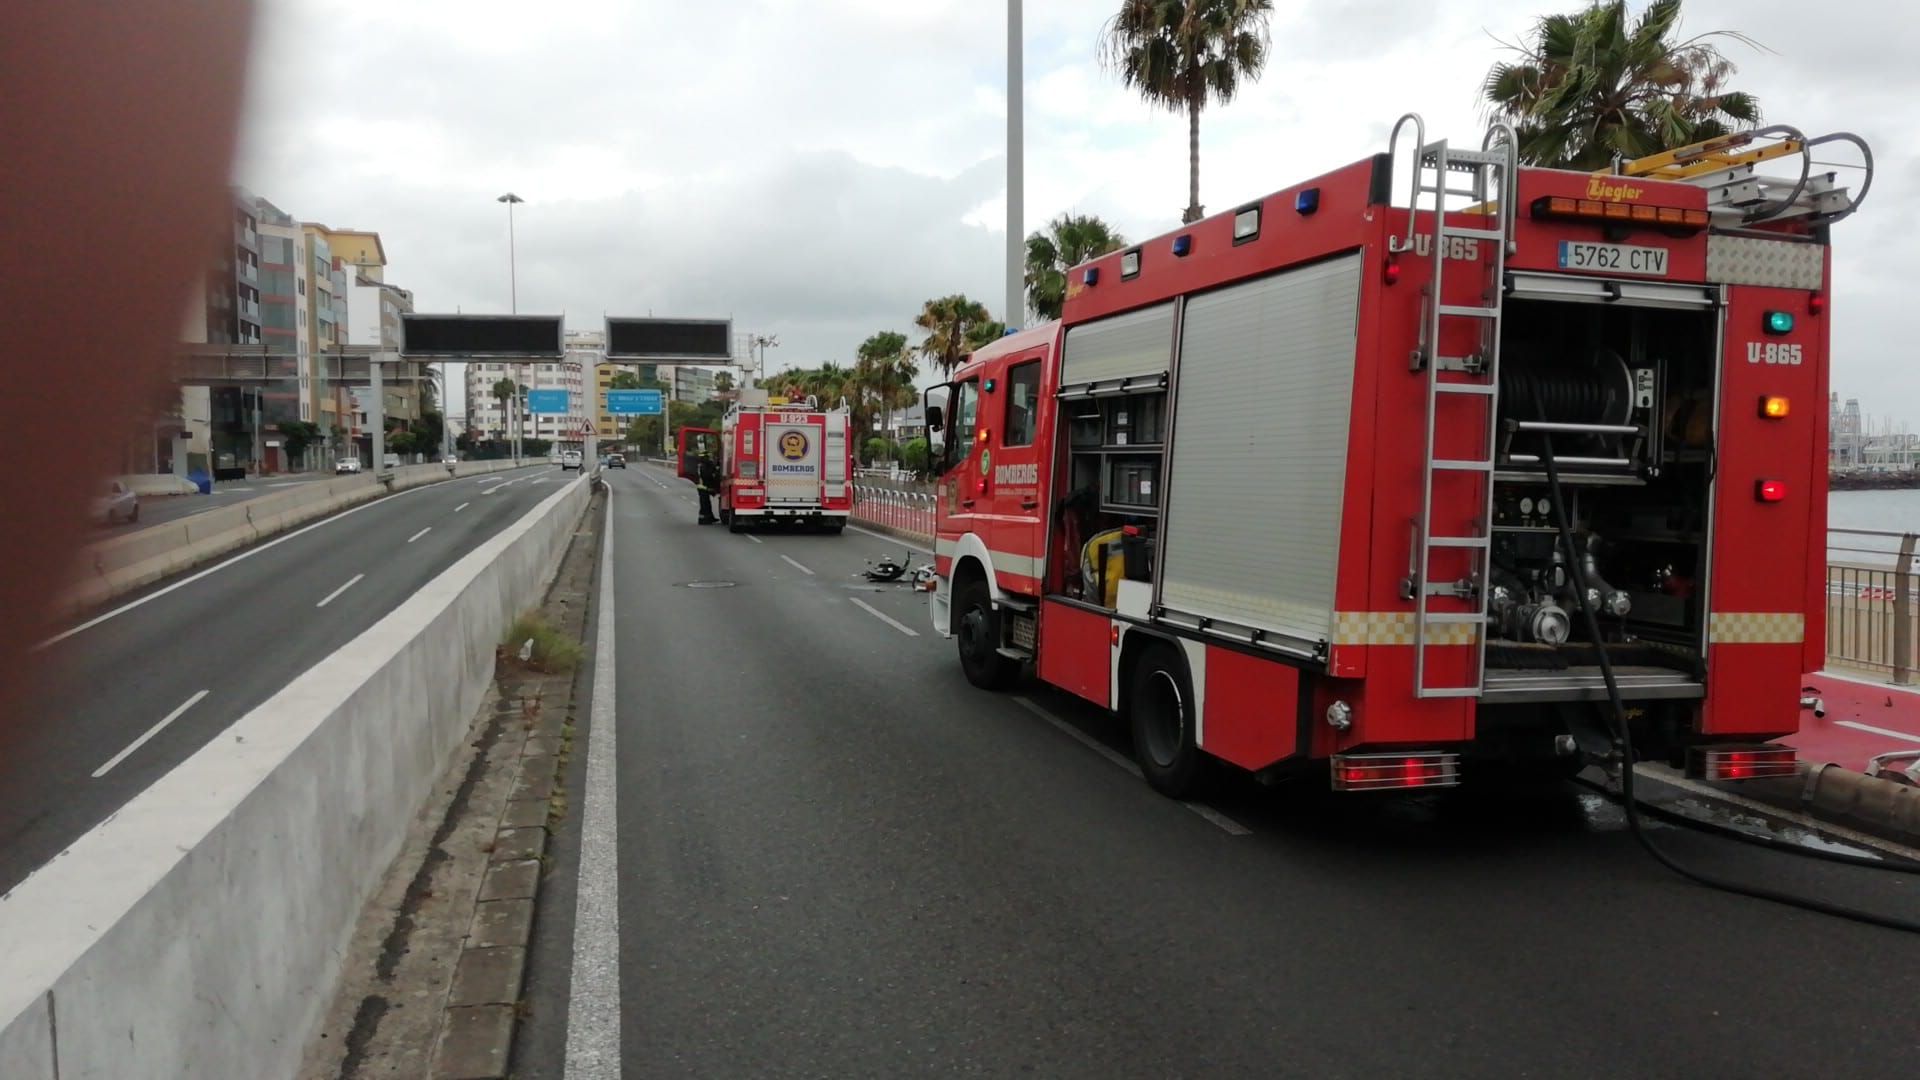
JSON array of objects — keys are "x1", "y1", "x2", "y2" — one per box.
[{"x1": 1481, "y1": 279, "x2": 1721, "y2": 702}]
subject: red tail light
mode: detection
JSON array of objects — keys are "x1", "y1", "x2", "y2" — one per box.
[
  {"x1": 1688, "y1": 744, "x2": 1797, "y2": 782},
  {"x1": 1756, "y1": 479, "x2": 1787, "y2": 503},
  {"x1": 1330, "y1": 751, "x2": 1460, "y2": 791}
]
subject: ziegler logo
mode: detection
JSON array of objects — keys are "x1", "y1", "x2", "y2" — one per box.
[
  {"x1": 1747, "y1": 342, "x2": 1804, "y2": 365},
  {"x1": 994, "y1": 463, "x2": 1039, "y2": 486},
  {"x1": 778, "y1": 431, "x2": 810, "y2": 459},
  {"x1": 1587, "y1": 178, "x2": 1645, "y2": 201}
]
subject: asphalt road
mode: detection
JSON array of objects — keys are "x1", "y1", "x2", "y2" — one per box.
[
  {"x1": 0, "y1": 464, "x2": 576, "y2": 895},
  {"x1": 95, "y1": 474, "x2": 333, "y2": 537},
  {"x1": 517, "y1": 467, "x2": 1918, "y2": 1078}
]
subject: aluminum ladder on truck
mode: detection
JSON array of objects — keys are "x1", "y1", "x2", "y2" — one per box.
[
  {"x1": 1387, "y1": 116, "x2": 1518, "y2": 698},
  {"x1": 1603, "y1": 126, "x2": 1875, "y2": 230}
]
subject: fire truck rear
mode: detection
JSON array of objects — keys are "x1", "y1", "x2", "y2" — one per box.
[
  {"x1": 682, "y1": 388, "x2": 854, "y2": 533},
  {"x1": 926, "y1": 115, "x2": 1871, "y2": 797}
]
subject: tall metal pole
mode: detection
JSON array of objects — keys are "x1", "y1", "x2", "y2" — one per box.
[
  {"x1": 499, "y1": 192, "x2": 524, "y2": 464},
  {"x1": 371, "y1": 355, "x2": 386, "y2": 474},
  {"x1": 1005, "y1": 0, "x2": 1024, "y2": 330}
]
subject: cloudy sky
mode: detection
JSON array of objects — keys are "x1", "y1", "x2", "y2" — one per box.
[{"x1": 234, "y1": 0, "x2": 1915, "y2": 424}]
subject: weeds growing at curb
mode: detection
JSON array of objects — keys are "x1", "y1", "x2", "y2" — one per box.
[{"x1": 500, "y1": 613, "x2": 583, "y2": 673}]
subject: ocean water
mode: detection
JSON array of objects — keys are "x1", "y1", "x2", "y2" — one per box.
[{"x1": 1828, "y1": 489, "x2": 1920, "y2": 563}]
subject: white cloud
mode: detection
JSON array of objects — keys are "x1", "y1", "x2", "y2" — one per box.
[{"x1": 236, "y1": 0, "x2": 1918, "y2": 418}]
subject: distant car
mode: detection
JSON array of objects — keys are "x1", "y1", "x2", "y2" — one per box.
[
  {"x1": 335, "y1": 458, "x2": 363, "y2": 474},
  {"x1": 607, "y1": 453, "x2": 626, "y2": 469},
  {"x1": 92, "y1": 479, "x2": 138, "y2": 525},
  {"x1": 561, "y1": 450, "x2": 583, "y2": 471}
]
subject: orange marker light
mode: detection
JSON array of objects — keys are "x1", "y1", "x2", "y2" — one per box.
[{"x1": 1760, "y1": 396, "x2": 1790, "y2": 419}]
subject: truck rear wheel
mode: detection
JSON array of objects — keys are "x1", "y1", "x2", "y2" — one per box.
[
  {"x1": 1128, "y1": 644, "x2": 1206, "y2": 798},
  {"x1": 955, "y1": 577, "x2": 1019, "y2": 690}
]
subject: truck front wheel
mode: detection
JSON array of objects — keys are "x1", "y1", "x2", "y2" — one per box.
[
  {"x1": 1128, "y1": 644, "x2": 1206, "y2": 798},
  {"x1": 955, "y1": 577, "x2": 1019, "y2": 690}
]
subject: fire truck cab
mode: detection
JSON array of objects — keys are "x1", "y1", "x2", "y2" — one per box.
[
  {"x1": 680, "y1": 387, "x2": 854, "y2": 533},
  {"x1": 927, "y1": 115, "x2": 1871, "y2": 797}
]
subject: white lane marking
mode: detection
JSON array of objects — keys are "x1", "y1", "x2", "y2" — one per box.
[
  {"x1": 1010, "y1": 696, "x2": 1251, "y2": 836},
  {"x1": 565, "y1": 492, "x2": 621, "y2": 1077},
  {"x1": 267, "y1": 481, "x2": 305, "y2": 488},
  {"x1": 454, "y1": 502, "x2": 470, "y2": 513},
  {"x1": 407, "y1": 527, "x2": 432, "y2": 544},
  {"x1": 315, "y1": 573, "x2": 365, "y2": 608},
  {"x1": 36, "y1": 484, "x2": 434, "y2": 649},
  {"x1": 845, "y1": 523, "x2": 933, "y2": 554},
  {"x1": 1836, "y1": 719, "x2": 1920, "y2": 744},
  {"x1": 742, "y1": 533, "x2": 763, "y2": 544},
  {"x1": 1184, "y1": 802, "x2": 1253, "y2": 836},
  {"x1": 1014, "y1": 696, "x2": 1141, "y2": 776},
  {"x1": 779, "y1": 554, "x2": 814, "y2": 576},
  {"x1": 850, "y1": 597, "x2": 920, "y2": 637},
  {"x1": 92, "y1": 690, "x2": 209, "y2": 778}
]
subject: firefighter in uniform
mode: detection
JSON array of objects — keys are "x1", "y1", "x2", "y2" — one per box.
[{"x1": 694, "y1": 449, "x2": 721, "y2": 525}]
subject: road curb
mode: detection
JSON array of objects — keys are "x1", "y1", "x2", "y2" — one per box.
[
  {"x1": 1741, "y1": 762, "x2": 1920, "y2": 848},
  {"x1": 424, "y1": 488, "x2": 601, "y2": 1080}
]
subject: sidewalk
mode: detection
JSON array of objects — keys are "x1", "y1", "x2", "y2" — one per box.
[{"x1": 1785, "y1": 670, "x2": 1920, "y2": 772}]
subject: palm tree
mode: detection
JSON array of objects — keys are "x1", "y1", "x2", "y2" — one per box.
[
  {"x1": 853, "y1": 332, "x2": 922, "y2": 444},
  {"x1": 1026, "y1": 213, "x2": 1128, "y2": 321},
  {"x1": 914, "y1": 295, "x2": 995, "y2": 379},
  {"x1": 1102, "y1": 0, "x2": 1274, "y2": 225},
  {"x1": 966, "y1": 320, "x2": 1009, "y2": 352},
  {"x1": 713, "y1": 370, "x2": 735, "y2": 394},
  {"x1": 490, "y1": 377, "x2": 515, "y2": 439},
  {"x1": 1482, "y1": 0, "x2": 1763, "y2": 170}
]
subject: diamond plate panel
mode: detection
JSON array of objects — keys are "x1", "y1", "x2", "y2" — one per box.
[{"x1": 1706, "y1": 235, "x2": 1824, "y2": 290}]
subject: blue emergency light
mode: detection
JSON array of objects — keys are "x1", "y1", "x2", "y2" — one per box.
[
  {"x1": 1171, "y1": 234, "x2": 1193, "y2": 257},
  {"x1": 1295, "y1": 188, "x2": 1320, "y2": 215}
]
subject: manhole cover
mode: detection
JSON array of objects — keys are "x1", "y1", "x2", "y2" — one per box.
[{"x1": 683, "y1": 581, "x2": 737, "y2": 589}]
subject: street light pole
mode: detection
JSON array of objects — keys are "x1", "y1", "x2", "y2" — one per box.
[
  {"x1": 498, "y1": 192, "x2": 525, "y2": 463},
  {"x1": 1006, "y1": 0, "x2": 1024, "y2": 330}
]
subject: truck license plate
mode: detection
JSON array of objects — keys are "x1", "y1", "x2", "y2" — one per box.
[{"x1": 1558, "y1": 240, "x2": 1668, "y2": 276}]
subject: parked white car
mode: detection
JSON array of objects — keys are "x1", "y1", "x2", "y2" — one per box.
[
  {"x1": 335, "y1": 457, "x2": 363, "y2": 474},
  {"x1": 92, "y1": 479, "x2": 138, "y2": 525}
]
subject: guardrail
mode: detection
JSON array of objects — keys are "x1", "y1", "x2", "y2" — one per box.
[
  {"x1": 851, "y1": 484, "x2": 935, "y2": 545},
  {"x1": 1827, "y1": 528, "x2": 1920, "y2": 682}
]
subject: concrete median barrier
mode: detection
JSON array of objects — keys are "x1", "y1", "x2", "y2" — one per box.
[
  {"x1": 116, "y1": 474, "x2": 198, "y2": 496},
  {"x1": 0, "y1": 474, "x2": 592, "y2": 1080},
  {"x1": 61, "y1": 463, "x2": 532, "y2": 618}
]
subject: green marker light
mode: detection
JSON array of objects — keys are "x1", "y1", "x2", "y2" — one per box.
[{"x1": 1765, "y1": 311, "x2": 1795, "y2": 335}]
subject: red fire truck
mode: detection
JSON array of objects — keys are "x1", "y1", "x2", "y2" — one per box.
[
  {"x1": 678, "y1": 388, "x2": 855, "y2": 532},
  {"x1": 927, "y1": 115, "x2": 1871, "y2": 797}
]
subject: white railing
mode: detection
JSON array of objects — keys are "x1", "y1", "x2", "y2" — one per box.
[{"x1": 851, "y1": 484, "x2": 936, "y2": 543}]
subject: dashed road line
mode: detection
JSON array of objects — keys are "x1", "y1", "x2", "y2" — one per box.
[
  {"x1": 316, "y1": 573, "x2": 365, "y2": 608},
  {"x1": 850, "y1": 597, "x2": 919, "y2": 636},
  {"x1": 1010, "y1": 696, "x2": 1251, "y2": 836},
  {"x1": 407, "y1": 527, "x2": 432, "y2": 544},
  {"x1": 92, "y1": 690, "x2": 209, "y2": 778},
  {"x1": 454, "y1": 502, "x2": 471, "y2": 513},
  {"x1": 779, "y1": 554, "x2": 814, "y2": 576}
]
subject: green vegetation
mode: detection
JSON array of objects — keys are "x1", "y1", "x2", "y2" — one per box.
[
  {"x1": 1102, "y1": 0, "x2": 1274, "y2": 224},
  {"x1": 1026, "y1": 213, "x2": 1128, "y2": 321},
  {"x1": 503, "y1": 612, "x2": 583, "y2": 673},
  {"x1": 1482, "y1": 0, "x2": 1762, "y2": 168}
]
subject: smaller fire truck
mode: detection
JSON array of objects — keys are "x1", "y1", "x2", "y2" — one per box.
[
  {"x1": 678, "y1": 387, "x2": 854, "y2": 533},
  {"x1": 926, "y1": 114, "x2": 1871, "y2": 798}
]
